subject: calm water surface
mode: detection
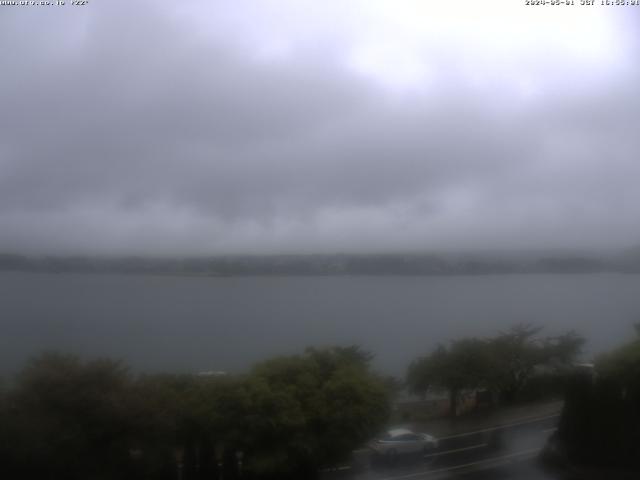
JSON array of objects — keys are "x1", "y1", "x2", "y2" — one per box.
[{"x1": 2, "y1": 272, "x2": 639, "y2": 376}]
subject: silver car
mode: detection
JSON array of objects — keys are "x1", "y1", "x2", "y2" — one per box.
[{"x1": 370, "y1": 428, "x2": 439, "y2": 457}]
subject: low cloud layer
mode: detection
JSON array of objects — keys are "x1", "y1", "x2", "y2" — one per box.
[{"x1": 1, "y1": 1, "x2": 640, "y2": 254}]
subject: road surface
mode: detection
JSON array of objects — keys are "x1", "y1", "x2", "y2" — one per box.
[{"x1": 322, "y1": 412, "x2": 560, "y2": 480}]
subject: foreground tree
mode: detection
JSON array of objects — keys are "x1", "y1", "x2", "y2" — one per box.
[
  {"x1": 2, "y1": 352, "x2": 140, "y2": 479},
  {"x1": 487, "y1": 325, "x2": 584, "y2": 403},
  {"x1": 240, "y1": 346, "x2": 391, "y2": 478},
  {"x1": 1, "y1": 346, "x2": 390, "y2": 480},
  {"x1": 407, "y1": 338, "x2": 492, "y2": 416},
  {"x1": 408, "y1": 325, "x2": 585, "y2": 411},
  {"x1": 551, "y1": 327, "x2": 640, "y2": 472},
  {"x1": 485, "y1": 324, "x2": 545, "y2": 403}
]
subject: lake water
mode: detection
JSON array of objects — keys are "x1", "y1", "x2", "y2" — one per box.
[{"x1": 1, "y1": 272, "x2": 639, "y2": 377}]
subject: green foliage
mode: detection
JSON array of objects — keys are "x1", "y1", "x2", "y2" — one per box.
[
  {"x1": 407, "y1": 324, "x2": 585, "y2": 411},
  {"x1": 407, "y1": 339, "x2": 491, "y2": 415},
  {"x1": 490, "y1": 325, "x2": 584, "y2": 402},
  {"x1": 2, "y1": 352, "x2": 139, "y2": 479},
  {"x1": 486, "y1": 324, "x2": 545, "y2": 402},
  {"x1": 596, "y1": 335, "x2": 640, "y2": 393},
  {"x1": 556, "y1": 330, "x2": 640, "y2": 470},
  {"x1": 242, "y1": 346, "x2": 390, "y2": 477},
  {"x1": 0, "y1": 346, "x2": 390, "y2": 480}
]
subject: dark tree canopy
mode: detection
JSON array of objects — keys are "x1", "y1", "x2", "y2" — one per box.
[
  {"x1": 407, "y1": 338, "x2": 492, "y2": 415},
  {"x1": 1, "y1": 353, "x2": 139, "y2": 479},
  {"x1": 554, "y1": 328, "x2": 640, "y2": 471},
  {"x1": 407, "y1": 324, "x2": 585, "y2": 413},
  {"x1": 0, "y1": 347, "x2": 389, "y2": 480}
]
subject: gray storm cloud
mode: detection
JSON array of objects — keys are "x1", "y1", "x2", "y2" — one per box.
[{"x1": 1, "y1": 0, "x2": 639, "y2": 254}]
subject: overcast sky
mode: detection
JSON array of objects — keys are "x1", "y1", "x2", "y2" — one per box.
[{"x1": 1, "y1": 0, "x2": 640, "y2": 255}]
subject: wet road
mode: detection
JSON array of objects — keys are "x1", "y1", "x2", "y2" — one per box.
[{"x1": 322, "y1": 413, "x2": 560, "y2": 480}]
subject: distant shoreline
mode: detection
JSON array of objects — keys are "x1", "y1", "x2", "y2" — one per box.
[{"x1": 2, "y1": 252, "x2": 640, "y2": 277}]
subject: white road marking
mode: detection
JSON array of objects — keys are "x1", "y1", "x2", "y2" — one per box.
[
  {"x1": 376, "y1": 448, "x2": 541, "y2": 480},
  {"x1": 542, "y1": 427, "x2": 557, "y2": 433},
  {"x1": 423, "y1": 443, "x2": 488, "y2": 458},
  {"x1": 439, "y1": 413, "x2": 560, "y2": 440}
]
